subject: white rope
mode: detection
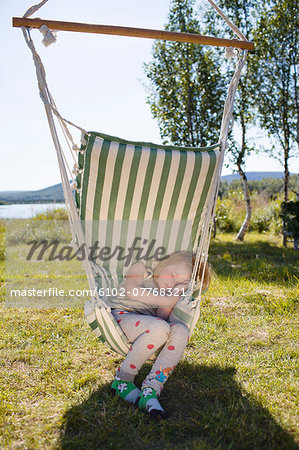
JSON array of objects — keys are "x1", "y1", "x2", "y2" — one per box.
[
  {"x1": 22, "y1": 1, "x2": 87, "y2": 140},
  {"x1": 39, "y1": 94, "x2": 87, "y2": 137},
  {"x1": 21, "y1": 26, "x2": 105, "y2": 309},
  {"x1": 206, "y1": 0, "x2": 248, "y2": 42},
  {"x1": 189, "y1": 50, "x2": 247, "y2": 316},
  {"x1": 23, "y1": 0, "x2": 48, "y2": 18}
]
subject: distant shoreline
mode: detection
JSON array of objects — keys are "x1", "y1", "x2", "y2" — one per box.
[
  {"x1": 0, "y1": 203, "x2": 67, "y2": 219},
  {"x1": 0, "y1": 201, "x2": 65, "y2": 206}
]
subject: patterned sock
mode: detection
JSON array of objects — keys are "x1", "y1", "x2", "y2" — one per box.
[
  {"x1": 111, "y1": 377, "x2": 141, "y2": 405},
  {"x1": 136, "y1": 387, "x2": 170, "y2": 419}
]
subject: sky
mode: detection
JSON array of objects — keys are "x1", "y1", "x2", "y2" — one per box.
[{"x1": 1, "y1": 0, "x2": 297, "y2": 192}]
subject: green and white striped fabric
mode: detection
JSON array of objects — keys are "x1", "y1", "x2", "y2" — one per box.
[{"x1": 77, "y1": 131, "x2": 220, "y2": 355}]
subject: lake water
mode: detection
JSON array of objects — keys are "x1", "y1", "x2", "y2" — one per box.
[{"x1": 0, "y1": 203, "x2": 66, "y2": 219}]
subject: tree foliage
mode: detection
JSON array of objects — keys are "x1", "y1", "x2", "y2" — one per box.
[
  {"x1": 143, "y1": 0, "x2": 298, "y2": 243},
  {"x1": 144, "y1": 0, "x2": 225, "y2": 147},
  {"x1": 250, "y1": 0, "x2": 298, "y2": 201},
  {"x1": 280, "y1": 201, "x2": 299, "y2": 240}
]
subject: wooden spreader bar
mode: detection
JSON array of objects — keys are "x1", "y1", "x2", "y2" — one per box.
[{"x1": 12, "y1": 17, "x2": 254, "y2": 50}]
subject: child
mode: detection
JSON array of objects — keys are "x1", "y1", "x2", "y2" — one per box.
[{"x1": 109, "y1": 251, "x2": 211, "y2": 419}]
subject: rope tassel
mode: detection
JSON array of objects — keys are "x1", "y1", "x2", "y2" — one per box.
[
  {"x1": 225, "y1": 46, "x2": 238, "y2": 58},
  {"x1": 39, "y1": 24, "x2": 57, "y2": 46}
]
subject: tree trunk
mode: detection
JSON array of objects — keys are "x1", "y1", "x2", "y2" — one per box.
[
  {"x1": 284, "y1": 156, "x2": 290, "y2": 204},
  {"x1": 236, "y1": 111, "x2": 251, "y2": 242},
  {"x1": 213, "y1": 216, "x2": 217, "y2": 238},
  {"x1": 295, "y1": 171, "x2": 299, "y2": 250},
  {"x1": 236, "y1": 168, "x2": 252, "y2": 241},
  {"x1": 282, "y1": 150, "x2": 290, "y2": 246}
]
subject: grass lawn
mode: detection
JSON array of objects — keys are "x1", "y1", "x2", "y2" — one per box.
[{"x1": 0, "y1": 230, "x2": 298, "y2": 449}]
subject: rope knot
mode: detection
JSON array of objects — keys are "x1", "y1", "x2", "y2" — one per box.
[
  {"x1": 39, "y1": 24, "x2": 57, "y2": 46},
  {"x1": 225, "y1": 46, "x2": 238, "y2": 58},
  {"x1": 72, "y1": 163, "x2": 79, "y2": 175}
]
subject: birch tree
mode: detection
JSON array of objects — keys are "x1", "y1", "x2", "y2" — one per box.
[
  {"x1": 250, "y1": 0, "x2": 298, "y2": 203},
  {"x1": 143, "y1": 0, "x2": 225, "y2": 148}
]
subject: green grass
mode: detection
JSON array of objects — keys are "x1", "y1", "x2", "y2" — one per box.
[{"x1": 0, "y1": 230, "x2": 298, "y2": 449}]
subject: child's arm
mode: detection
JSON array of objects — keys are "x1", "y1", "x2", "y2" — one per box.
[
  {"x1": 155, "y1": 307, "x2": 173, "y2": 320},
  {"x1": 124, "y1": 262, "x2": 180, "y2": 308},
  {"x1": 155, "y1": 282, "x2": 189, "y2": 320}
]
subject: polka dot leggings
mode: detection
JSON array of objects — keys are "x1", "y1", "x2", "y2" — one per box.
[{"x1": 112, "y1": 309, "x2": 190, "y2": 395}]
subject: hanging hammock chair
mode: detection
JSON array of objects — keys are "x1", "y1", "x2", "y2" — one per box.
[{"x1": 13, "y1": 0, "x2": 253, "y2": 357}]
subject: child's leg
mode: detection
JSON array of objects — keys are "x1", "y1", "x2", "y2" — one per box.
[
  {"x1": 112, "y1": 312, "x2": 189, "y2": 418},
  {"x1": 141, "y1": 322, "x2": 190, "y2": 395},
  {"x1": 136, "y1": 322, "x2": 189, "y2": 419},
  {"x1": 111, "y1": 310, "x2": 171, "y2": 410},
  {"x1": 112, "y1": 310, "x2": 171, "y2": 382}
]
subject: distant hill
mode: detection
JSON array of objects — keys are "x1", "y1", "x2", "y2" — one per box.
[
  {"x1": 0, "y1": 183, "x2": 65, "y2": 204},
  {"x1": 220, "y1": 171, "x2": 289, "y2": 184},
  {"x1": 0, "y1": 172, "x2": 295, "y2": 204}
]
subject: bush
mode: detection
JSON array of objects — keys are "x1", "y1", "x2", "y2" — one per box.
[
  {"x1": 280, "y1": 201, "x2": 299, "y2": 239},
  {"x1": 5, "y1": 208, "x2": 71, "y2": 246},
  {"x1": 0, "y1": 221, "x2": 4, "y2": 262},
  {"x1": 269, "y1": 202, "x2": 283, "y2": 235},
  {"x1": 215, "y1": 191, "x2": 288, "y2": 236},
  {"x1": 33, "y1": 207, "x2": 68, "y2": 221},
  {"x1": 215, "y1": 192, "x2": 244, "y2": 233},
  {"x1": 250, "y1": 209, "x2": 272, "y2": 232}
]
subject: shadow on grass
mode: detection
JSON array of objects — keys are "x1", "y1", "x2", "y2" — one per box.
[
  {"x1": 59, "y1": 362, "x2": 297, "y2": 449},
  {"x1": 209, "y1": 238, "x2": 298, "y2": 286}
]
